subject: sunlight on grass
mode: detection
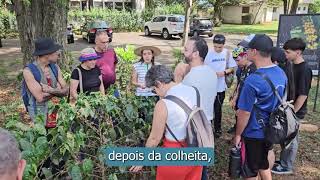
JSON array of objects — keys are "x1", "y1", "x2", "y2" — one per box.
[{"x1": 215, "y1": 21, "x2": 279, "y2": 36}]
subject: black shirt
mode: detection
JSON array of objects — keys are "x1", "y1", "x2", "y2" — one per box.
[
  {"x1": 293, "y1": 62, "x2": 312, "y2": 119},
  {"x1": 71, "y1": 65, "x2": 101, "y2": 94}
]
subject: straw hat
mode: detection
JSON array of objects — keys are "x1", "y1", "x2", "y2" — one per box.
[{"x1": 134, "y1": 46, "x2": 161, "y2": 57}]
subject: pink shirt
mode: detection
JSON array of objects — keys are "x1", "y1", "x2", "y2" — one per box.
[{"x1": 95, "y1": 48, "x2": 118, "y2": 88}]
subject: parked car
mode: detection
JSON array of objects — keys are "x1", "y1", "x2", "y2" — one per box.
[
  {"x1": 144, "y1": 15, "x2": 184, "y2": 39},
  {"x1": 189, "y1": 18, "x2": 213, "y2": 37},
  {"x1": 81, "y1": 20, "x2": 113, "y2": 43}
]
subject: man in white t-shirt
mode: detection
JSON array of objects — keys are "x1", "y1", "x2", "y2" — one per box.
[
  {"x1": 204, "y1": 34, "x2": 237, "y2": 138},
  {"x1": 174, "y1": 37, "x2": 218, "y2": 123}
]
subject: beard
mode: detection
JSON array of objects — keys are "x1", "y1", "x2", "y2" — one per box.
[{"x1": 184, "y1": 55, "x2": 192, "y2": 64}]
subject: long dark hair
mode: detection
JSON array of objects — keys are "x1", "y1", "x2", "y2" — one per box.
[{"x1": 138, "y1": 49, "x2": 155, "y2": 65}]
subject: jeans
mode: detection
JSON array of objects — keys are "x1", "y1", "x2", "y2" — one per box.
[
  {"x1": 279, "y1": 132, "x2": 299, "y2": 170},
  {"x1": 214, "y1": 91, "x2": 225, "y2": 132}
]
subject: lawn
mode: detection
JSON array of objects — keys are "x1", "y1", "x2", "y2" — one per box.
[{"x1": 214, "y1": 21, "x2": 279, "y2": 36}]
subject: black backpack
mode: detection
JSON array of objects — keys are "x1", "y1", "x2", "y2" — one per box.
[{"x1": 254, "y1": 72, "x2": 299, "y2": 147}]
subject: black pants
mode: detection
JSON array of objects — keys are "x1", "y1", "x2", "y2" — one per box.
[{"x1": 214, "y1": 91, "x2": 225, "y2": 132}]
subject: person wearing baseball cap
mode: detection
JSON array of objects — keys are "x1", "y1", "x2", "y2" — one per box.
[
  {"x1": 22, "y1": 38, "x2": 68, "y2": 125},
  {"x1": 228, "y1": 46, "x2": 256, "y2": 134},
  {"x1": 233, "y1": 34, "x2": 287, "y2": 179},
  {"x1": 70, "y1": 48, "x2": 105, "y2": 103}
]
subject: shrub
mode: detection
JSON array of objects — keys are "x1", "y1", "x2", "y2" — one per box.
[{"x1": 0, "y1": 7, "x2": 18, "y2": 39}]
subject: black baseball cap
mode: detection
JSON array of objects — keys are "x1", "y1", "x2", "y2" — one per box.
[
  {"x1": 213, "y1": 34, "x2": 226, "y2": 44},
  {"x1": 244, "y1": 34, "x2": 273, "y2": 53}
]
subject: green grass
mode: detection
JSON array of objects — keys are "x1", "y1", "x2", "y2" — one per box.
[{"x1": 214, "y1": 21, "x2": 279, "y2": 36}]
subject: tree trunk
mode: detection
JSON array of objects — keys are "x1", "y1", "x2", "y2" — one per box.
[
  {"x1": 213, "y1": 0, "x2": 223, "y2": 27},
  {"x1": 283, "y1": 0, "x2": 288, "y2": 14},
  {"x1": 12, "y1": 0, "x2": 69, "y2": 66},
  {"x1": 182, "y1": 0, "x2": 192, "y2": 47},
  {"x1": 0, "y1": 38, "x2": 2, "y2": 48},
  {"x1": 289, "y1": 0, "x2": 299, "y2": 14}
]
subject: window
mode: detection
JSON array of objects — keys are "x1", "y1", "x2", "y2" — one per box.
[
  {"x1": 115, "y1": 2, "x2": 123, "y2": 11},
  {"x1": 104, "y1": 2, "x2": 113, "y2": 9},
  {"x1": 153, "y1": 17, "x2": 159, "y2": 22},
  {"x1": 159, "y1": 16, "x2": 166, "y2": 22},
  {"x1": 303, "y1": 7, "x2": 306, "y2": 11},
  {"x1": 94, "y1": 2, "x2": 103, "y2": 7},
  {"x1": 124, "y1": 2, "x2": 132, "y2": 11},
  {"x1": 168, "y1": 17, "x2": 184, "y2": 22},
  {"x1": 273, "y1": 7, "x2": 277, "y2": 13},
  {"x1": 242, "y1": 7, "x2": 250, "y2": 13},
  {"x1": 298, "y1": 7, "x2": 301, "y2": 11}
]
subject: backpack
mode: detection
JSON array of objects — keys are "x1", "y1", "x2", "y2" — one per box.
[
  {"x1": 164, "y1": 87, "x2": 214, "y2": 148},
  {"x1": 22, "y1": 63, "x2": 58, "y2": 113},
  {"x1": 254, "y1": 72, "x2": 299, "y2": 147}
]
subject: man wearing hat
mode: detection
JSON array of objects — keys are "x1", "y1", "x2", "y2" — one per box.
[
  {"x1": 22, "y1": 37, "x2": 68, "y2": 124},
  {"x1": 228, "y1": 46, "x2": 256, "y2": 134},
  {"x1": 233, "y1": 34, "x2": 287, "y2": 179}
]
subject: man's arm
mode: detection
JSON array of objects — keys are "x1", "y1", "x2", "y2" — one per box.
[
  {"x1": 23, "y1": 68, "x2": 52, "y2": 103},
  {"x1": 236, "y1": 110, "x2": 251, "y2": 136},
  {"x1": 42, "y1": 65, "x2": 68, "y2": 97},
  {"x1": 234, "y1": 79, "x2": 256, "y2": 146},
  {"x1": 294, "y1": 95, "x2": 308, "y2": 113}
]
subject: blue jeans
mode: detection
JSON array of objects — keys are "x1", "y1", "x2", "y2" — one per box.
[{"x1": 279, "y1": 132, "x2": 299, "y2": 170}]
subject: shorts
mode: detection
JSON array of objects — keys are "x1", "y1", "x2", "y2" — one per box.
[{"x1": 242, "y1": 137, "x2": 273, "y2": 177}]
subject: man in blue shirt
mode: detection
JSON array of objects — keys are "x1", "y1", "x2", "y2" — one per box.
[{"x1": 234, "y1": 34, "x2": 287, "y2": 179}]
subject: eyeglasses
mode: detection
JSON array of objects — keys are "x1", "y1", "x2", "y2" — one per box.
[{"x1": 151, "y1": 87, "x2": 157, "y2": 94}]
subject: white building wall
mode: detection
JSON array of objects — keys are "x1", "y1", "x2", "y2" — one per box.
[
  {"x1": 296, "y1": 3, "x2": 309, "y2": 14},
  {"x1": 222, "y1": 6, "x2": 243, "y2": 24}
]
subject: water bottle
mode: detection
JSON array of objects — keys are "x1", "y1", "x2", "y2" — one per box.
[{"x1": 228, "y1": 146, "x2": 241, "y2": 178}]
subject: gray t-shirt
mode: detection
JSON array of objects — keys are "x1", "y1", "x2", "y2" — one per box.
[{"x1": 182, "y1": 65, "x2": 218, "y2": 121}]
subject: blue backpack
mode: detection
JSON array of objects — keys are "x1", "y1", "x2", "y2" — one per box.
[{"x1": 22, "y1": 63, "x2": 58, "y2": 112}]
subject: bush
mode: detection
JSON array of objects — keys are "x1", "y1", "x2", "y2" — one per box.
[
  {"x1": 0, "y1": 7, "x2": 18, "y2": 39},
  {"x1": 309, "y1": 0, "x2": 320, "y2": 13},
  {"x1": 68, "y1": 4, "x2": 185, "y2": 32},
  {"x1": 69, "y1": 8, "x2": 144, "y2": 32}
]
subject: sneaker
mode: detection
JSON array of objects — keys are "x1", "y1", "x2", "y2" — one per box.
[
  {"x1": 227, "y1": 126, "x2": 236, "y2": 134},
  {"x1": 271, "y1": 164, "x2": 293, "y2": 175},
  {"x1": 214, "y1": 130, "x2": 222, "y2": 138},
  {"x1": 273, "y1": 160, "x2": 281, "y2": 165}
]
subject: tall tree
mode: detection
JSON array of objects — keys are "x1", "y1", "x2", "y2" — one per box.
[
  {"x1": 289, "y1": 0, "x2": 299, "y2": 14},
  {"x1": 182, "y1": 0, "x2": 192, "y2": 47},
  {"x1": 11, "y1": 0, "x2": 69, "y2": 66},
  {"x1": 213, "y1": 0, "x2": 223, "y2": 26}
]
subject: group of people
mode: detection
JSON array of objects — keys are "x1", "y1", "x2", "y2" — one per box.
[
  {"x1": 131, "y1": 34, "x2": 312, "y2": 180},
  {"x1": 0, "y1": 30, "x2": 312, "y2": 180}
]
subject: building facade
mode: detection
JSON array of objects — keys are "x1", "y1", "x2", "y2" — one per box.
[
  {"x1": 70, "y1": 0, "x2": 145, "y2": 12},
  {"x1": 222, "y1": 0, "x2": 314, "y2": 24}
]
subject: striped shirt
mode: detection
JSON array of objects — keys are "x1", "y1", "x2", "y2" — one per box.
[{"x1": 133, "y1": 61, "x2": 160, "y2": 96}]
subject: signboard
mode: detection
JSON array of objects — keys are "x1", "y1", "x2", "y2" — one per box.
[{"x1": 277, "y1": 14, "x2": 320, "y2": 75}]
